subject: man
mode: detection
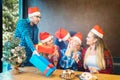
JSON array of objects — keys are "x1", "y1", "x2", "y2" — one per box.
[{"x1": 14, "y1": 7, "x2": 41, "y2": 66}]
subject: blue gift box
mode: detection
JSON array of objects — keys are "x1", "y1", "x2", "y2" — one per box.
[{"x1": 29, "y1": 54, "x2": 56, "y2": 77}]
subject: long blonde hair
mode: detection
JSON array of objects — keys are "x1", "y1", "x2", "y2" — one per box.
[{"x1": 84, "y1": 33, "x2": 108, "y2": 70}]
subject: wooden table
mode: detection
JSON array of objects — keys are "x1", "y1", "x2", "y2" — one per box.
[{"x1": 1, "y1": 67, "x2": 120, "y2": 80}]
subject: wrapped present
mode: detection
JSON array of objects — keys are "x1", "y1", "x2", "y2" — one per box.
[
  {"x1": 29, "y1": 54, "x2": 56, "y2": 77},
  {"x1": 34, "y1": 43, "x2": 55, "y2": 54}
]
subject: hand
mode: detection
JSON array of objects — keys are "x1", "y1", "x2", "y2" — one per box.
[
  {"x1": 89, "y1": 67, "x2": 99, "y2": 74},
  {"x1": 68, "y1": 40, "x2": 74, "y2": 49},
  {"x1": 65, "y1": 42, "x2": 74, "y2": 56},
  {"x1": 72, "y1": 54, "x2": 79, "y2": 63},
  {"x1": 53, "y1": 45, "x2": 59, "y2": 56},
  {"x1": 53, "y1": 50, "x2": 59, "y2": 57},
  {"x1": 33, "y1": 50, "x2": 40, "y2": 56}
]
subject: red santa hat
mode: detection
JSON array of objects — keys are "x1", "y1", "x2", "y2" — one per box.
[
  {"x1": 91, "y1": 25, "x2": 104, "y2": 38},
  {"x1": 28, "y1": 7, "x2": 40, "y2": 17},
  {"x1": 55, "y1": 28, "x2": 70, "y2": 42},
  {"x1": 72, "y1": 32, "x2": 82, "y2": 44},
  {"x1": 39, "y1": 32, "x2": 53, "y2": 43}
]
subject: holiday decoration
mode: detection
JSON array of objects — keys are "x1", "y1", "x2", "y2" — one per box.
[
  {"x1": 34, "y1": 43, "x2": 55, "y2": 54},
  {"x1": 2, "y1": 32, "x2": 26, "y2": 74},
  {"x1": 91, "y1": 25, "x2": 104, "y2": 38},
  {"x1": 55, "y1": 28, "x2": 70, "y2": 42},
  {"x1": 29, "y1": 54, "x2": 56, "y2": 77},
  {"x1": 28, "y1": 7, "x2": 41, "y2": 17}
]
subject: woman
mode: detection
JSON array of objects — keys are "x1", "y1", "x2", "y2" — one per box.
[{"x1": 82, "y1": 25, "x2": 113, "y2": 74}]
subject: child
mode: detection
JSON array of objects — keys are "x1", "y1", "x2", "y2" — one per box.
[
  {"x1": 35, "y1": 32, "x2": 59, "y2": 66},
  {"x1": 59, "y1": 32, "x2": 82, "y2": 70}
]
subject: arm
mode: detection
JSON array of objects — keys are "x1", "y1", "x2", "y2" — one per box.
[
  {"x1": 65, "y1": 41, "x2": 74, "y2": 56},
  {"x1": 14, "y1": 19, "x2": 23, "y2": 38},
  {"x1": 24, "y1": 34, "x2": 36, "y2": 52},
  {"x1": 72, "y1": 51, "x2": 80, "y2": 63},
  {"x1": 14, "y1": 20, "x2": 36, "y2": 52}
]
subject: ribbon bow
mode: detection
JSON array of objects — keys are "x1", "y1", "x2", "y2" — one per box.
[{"x1": 44, "y1": 63, "x2": 54, "y2": 75}]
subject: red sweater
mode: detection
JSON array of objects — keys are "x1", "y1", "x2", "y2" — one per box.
[{"x1": 78, "y1": 48, "x2": 113, "y2": 74}]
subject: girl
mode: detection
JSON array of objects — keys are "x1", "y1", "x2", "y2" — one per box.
[{"x1": 59, "y1": 32, "x2": 83, "y2": 70}]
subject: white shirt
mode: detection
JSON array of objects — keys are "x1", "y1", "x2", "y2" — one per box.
[{"x1": 86, "y1": 55, "x2": 100, "y2": 70}]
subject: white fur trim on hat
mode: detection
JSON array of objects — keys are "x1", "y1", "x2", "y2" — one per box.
[
  {"x1": 28, "y1": 12, "x2": 40, "y2": 17},
  {"x1": 72, "y1": 36, "x2": 82, "y2": 44},
  {"x1": 62, "y1": 33, "x2": 70, "y2": 41},
  {"x1": 91, "y1": 29, "x2": 103, "y2": 38},
  {"x1": 41, "y1": 36, "x2": 53, "y2": 43},
  {"x1": 59, "y1": 39, "x2": 62, "y2": 42}
]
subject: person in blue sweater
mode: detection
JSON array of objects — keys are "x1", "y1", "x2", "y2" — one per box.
[
  {"x1": 59, "y1": 32, "x2": 83, "y2": 70},
  {"x1": 14, "y1": 7, "x2": 41, "y2": 66}
]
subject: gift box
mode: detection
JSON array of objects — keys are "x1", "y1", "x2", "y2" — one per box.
[
  {"x1": 29, "y1": 54, "x2": 56, "y2": 77},
  {"x1": 34, "y1": 44, "x2": 55, "y2": 54}
]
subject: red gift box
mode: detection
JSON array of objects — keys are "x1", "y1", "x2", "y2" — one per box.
[{"x1": 34, "y1": 44, "x2": 55, "y2": 54}]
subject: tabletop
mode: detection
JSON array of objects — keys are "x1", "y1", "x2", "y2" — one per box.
[{"x1": 0, "y1": 67, "x2": 120, "y2": 80}]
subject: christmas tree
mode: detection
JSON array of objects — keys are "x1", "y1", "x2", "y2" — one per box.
[{"x1": 2, "y1": 32, "x2": 26, "y2": 66}]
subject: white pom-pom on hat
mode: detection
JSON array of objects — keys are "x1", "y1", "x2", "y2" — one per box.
[{"x1": 55, "y1": 28, "x2": 70, "y2": 42}]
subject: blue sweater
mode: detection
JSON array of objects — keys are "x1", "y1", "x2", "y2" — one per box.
[
  {"x1": 59, "y1": 49, "x2": 81, "y2": 70},
  {"x1": 14, "y1": 18, "x2": 39, "y2": 66}
]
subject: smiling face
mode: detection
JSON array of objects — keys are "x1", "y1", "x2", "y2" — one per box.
[
  {"x1": 29, "y1": 13, "x2": 41, "y2": 25},
  {"x1": 32, "y1": 14, "x2": 41, "y2": 24},
  {"x1": 46, "y1": 38, "x2": 54, "y2": 46}
]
